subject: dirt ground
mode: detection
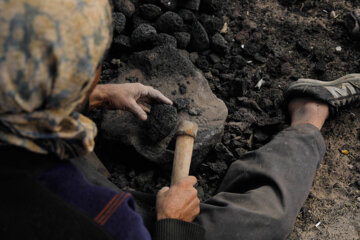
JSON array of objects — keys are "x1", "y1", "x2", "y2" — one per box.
[{"x1": 97, "y1": 0, "x2": 360, "y2": 239}]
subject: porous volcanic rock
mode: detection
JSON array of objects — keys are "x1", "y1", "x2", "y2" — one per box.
[
  {"x1": 113, "y1": 0, "x2": 135, "y2": 18},
  {"x1": 152, "y1": 33, "x2": 178, "y2": 48},
  {"x1": 159, "y1": 0, "x2": 178, "y2": 11},
  {"x1": 146, "y1": 104, "x2": 178, "y2": 143},
  {"x1": 211, "y1": 33, "x2": 229, "y2": 55},
  {"x1": 156, "y1": 11, "x2": 184, "y2": 33},
  {"x1": 189, "y1": 20, "x2": 210, "y2": 51},
  {"x1": 131, "y1": 24, "x2": 157, "y2": 48},
  {"x1": 173, "y1": 32, "x2": 191, "y2": 49},
  {"x1": 198, "y1": 14, "x2": 223, "y2": 35},
  {"x1": 181, "y1": 0, "x2": 201, "y2": 11},
  {"x1": 139, "y1": 4, "x2": 162, "y2": 21},
  {"x1": 113, "y1": 12, "x2": 126, "y2": 35},
  {"x1": 101, "y1": 46, "x2": 228, "y2": 167}
]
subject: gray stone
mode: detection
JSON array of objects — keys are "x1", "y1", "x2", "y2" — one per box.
[{"x1": 100, "y1": 46, "x2": 228, "y2": 168}]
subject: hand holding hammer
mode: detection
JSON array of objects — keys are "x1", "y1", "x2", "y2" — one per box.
[{"x1": 156, "y1": 120, "x2": 200, "y2": 222}]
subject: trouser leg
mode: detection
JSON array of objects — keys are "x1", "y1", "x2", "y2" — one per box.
[{"x1": 195, "y1": 124, "x2": 326, "y2": 240}]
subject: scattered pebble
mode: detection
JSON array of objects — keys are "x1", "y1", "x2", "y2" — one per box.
[
  {"x1": 255, "y1": 79, "x2": 265, "y2": 89},
  {"x1": 330, "y1": 11, "x2": 337, "y2": 18},
  {"x1": 341, "y1": 149, "x2": 350, "y2": 155},
  {"x1": 220, "y1": 22, "x2": 228, "y2": 34}
]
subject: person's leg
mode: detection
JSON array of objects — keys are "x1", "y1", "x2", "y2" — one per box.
[{"x1": 195, "y1": 98, "x2": 328, "y2": 240}]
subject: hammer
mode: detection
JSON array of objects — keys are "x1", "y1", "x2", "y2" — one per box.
[{"x1": 170, "y1": 120, "x2": 198, "y2": 186}]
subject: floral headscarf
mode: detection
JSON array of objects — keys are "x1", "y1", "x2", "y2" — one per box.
[{"x1": 0, "y1": 0, "x2": 112, "y2": 159}]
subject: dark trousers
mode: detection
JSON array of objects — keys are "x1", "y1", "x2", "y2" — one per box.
[
  {"x1": 195, "y1": 124, "x2": 326, "y2": 240},
  {"x1": 76, "y1": 124, "x2": 325, "y2": 240}
]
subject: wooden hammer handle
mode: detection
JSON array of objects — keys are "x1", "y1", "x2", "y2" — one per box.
[{"x1": 171, "y1": 121, "x2": 198, "y2": 186}]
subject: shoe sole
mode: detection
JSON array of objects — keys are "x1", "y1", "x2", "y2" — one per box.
[
  {"x1": 287, "y1": 73, "x2": 360, "y2": 90},
  {"x1": 288, "y1": 73, "x2": 360, "y2": 90}
]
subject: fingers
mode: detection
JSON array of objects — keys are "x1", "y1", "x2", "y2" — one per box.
[
  {"x1": 182, "y1": 194, "x2": 201, "y2": 221},
  {"x1": 129, "y1": 100, "x2": 148, "y2": 121},
  {"x1": 138, "y1": 103, "x2": 150, "y2": 113},
  {"x1": 145, "y1": 87, "x2": 173, "y2": 105},
  {"x1": 158, "y1": 186, "x2": 170, "y2": 194},
  {"x1": 176, "y1": 176, "x2": 197, "y2": 188}
]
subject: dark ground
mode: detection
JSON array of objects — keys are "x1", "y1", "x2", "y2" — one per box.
[{"x1": 96, "y1": 0, "x2": 360, "y2": 238}]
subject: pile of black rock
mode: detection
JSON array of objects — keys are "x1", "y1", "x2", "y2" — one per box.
[{"x1": 109, "y1": 0, "x2": 228, "y2": 59}]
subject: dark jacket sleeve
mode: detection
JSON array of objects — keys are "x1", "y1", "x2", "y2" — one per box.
[{"x1": 154, "y1": 219, "x2": 205, "y2": 240}]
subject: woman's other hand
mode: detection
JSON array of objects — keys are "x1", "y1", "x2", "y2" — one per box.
[{"x1": 90, "y1": 83, "x2": 173, "y2": 120}]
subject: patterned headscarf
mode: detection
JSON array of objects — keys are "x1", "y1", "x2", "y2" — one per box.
[{"x1": 0, "y1": 0, "x2": 112, "y2": 159}]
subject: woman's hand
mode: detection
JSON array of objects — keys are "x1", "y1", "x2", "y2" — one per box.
[
  {"x1": 156, "y1": 176, "x2": 200, "y2": 222},
  {"x1": 90, "y1": 83, "x2": 172, "y2": 120}
]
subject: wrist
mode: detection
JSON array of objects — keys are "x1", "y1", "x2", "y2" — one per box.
[{"x1": 89, "y1": 85, "x2": 108, "y2": 109}]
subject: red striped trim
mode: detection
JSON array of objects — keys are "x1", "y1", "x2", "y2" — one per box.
[
  {"x1": 93, "y1": 193, "x2": 130, "y2": 226},
  {"x1": 94, "y1": 193, "x2": 122, "y2": 223},
  {"x1": 99, "y1": 193, "x2": 130, "y2": 226}
]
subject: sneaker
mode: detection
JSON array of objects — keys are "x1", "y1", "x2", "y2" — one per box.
[{"x1": 284, "y1": 74, "x2": 360, "y2": 115}]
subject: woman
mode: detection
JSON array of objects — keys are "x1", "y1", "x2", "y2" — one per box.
[{"x1": 0, "y1": 0, "x2": 203, "y2": 239}]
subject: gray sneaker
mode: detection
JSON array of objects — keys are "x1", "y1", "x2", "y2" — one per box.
[{"x1": 284, "y1": 74, "x2": 360, "y2": 114}]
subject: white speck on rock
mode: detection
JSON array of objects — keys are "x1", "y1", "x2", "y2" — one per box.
[{"x1": 255, "y1": 79, "x2": 265, "y2": 90}]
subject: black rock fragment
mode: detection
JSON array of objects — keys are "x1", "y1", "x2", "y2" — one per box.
[
  {"x1": 200, "y1": 0, "x2": 223, "y2": 14},
  {"x1": 159, "y1": 0, "x2": 178, "y2": 11},
  {"x1": 173, "y1": 98, "x2": 191, "y2": 111},
  {"x1": 113, "y1": 12, "x2": 126, "y2": 35},
  {"x1": 156, "y1": 11, "x2": 184, "y2": 34},
  {"x1": 132, "y1": 11, "x2": 151, "y2": 29},
  {"x1": 232, "y1": 56, "x2": 247, "y2": 69},
  {"x1": 182, "y1": 0, "x2": 201, "y2": 11},
  {"x1": 296, "y1": 40, "x2": 312, "y2": 54},
  {"x1": 178, "y1": 9, "x2": 196, "y2": 23},
  {"x1": 147, "y1": 104, "x2": 178, "y2": 143},
  {"x1": 178, "y1": 83, "x2": 187, "y2": 94},
  {"x1": 195, "y1": 56, "x2": 209, "y2": 71},
  {"x1": 189, "y1": 20, "x2": 210, "y2": 51},
  {"x1": 131, "y1": 24, "x2": 157, "y2": 48},
  {"x1": 198, "y1": 14, "x2": 224, "y2": 35},
  {"x1": 188, "y1": 107, "x2": 201, "y2": 116},
  {"x1": 254, "y1": 53, "x2": 267, "y2": 64},
  {"x1": 209, "y1": 53, "x2": 221, "y2": 63},
  {"x1": 113, "y1": 35, "x2": 132, "y2": 52},
  {"x1": 139, "y1": 4, "x2": 162, "y2": 21},
  {"x1": 344, "y1": 10, "x2": 360, "y2": 40},
  {"x1": 211, "y1": 33, "x2": 229, "y2": 55},
  {"x1": 152, "y1": 33, "x2": 177, "y2": 48},
  {"x1": 113, "y1": 0, "x2": 135, "y2": 18},
  {"x1": 174, "y1": 32, "x2": 191, "y2": 49}
]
